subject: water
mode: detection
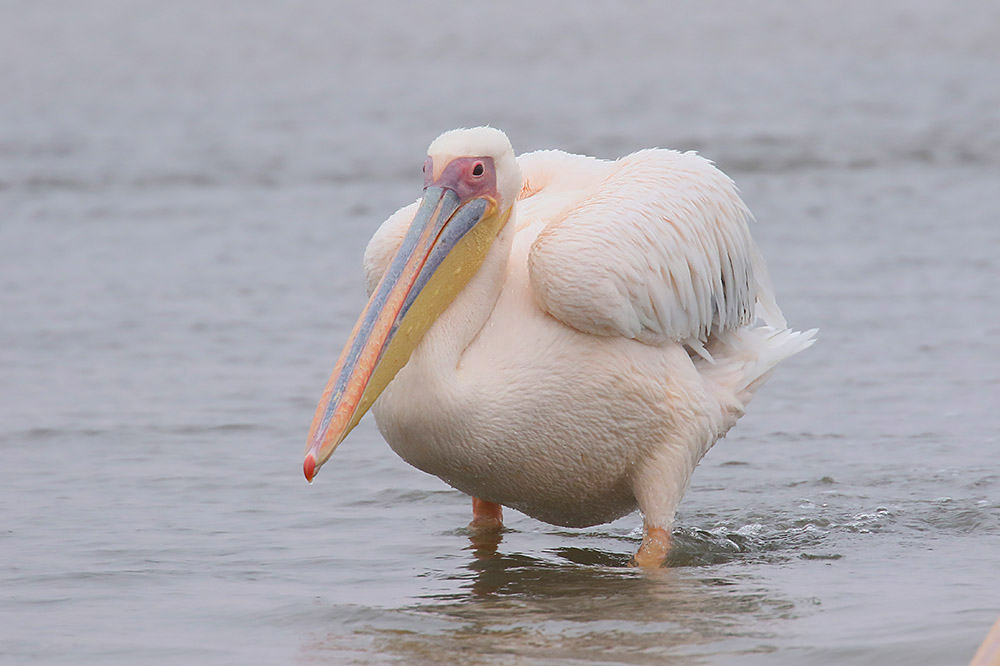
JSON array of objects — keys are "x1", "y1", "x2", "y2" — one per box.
[{"x1": 2, "y1": 2, "x2": 999, "y2": 664}]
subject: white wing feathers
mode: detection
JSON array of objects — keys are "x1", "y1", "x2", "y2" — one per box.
[{"x1": 527, "y1": 149, "x2": 785, "y2": 347}]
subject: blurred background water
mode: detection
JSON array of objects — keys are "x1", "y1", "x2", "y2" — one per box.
[{"x1": 1, "y1": 1, "x2": 998, "y2": 664}]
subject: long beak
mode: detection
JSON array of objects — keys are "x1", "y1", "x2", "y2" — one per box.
[{"x1": 304, "y1": 186, "x2": 508, "y2": 482}]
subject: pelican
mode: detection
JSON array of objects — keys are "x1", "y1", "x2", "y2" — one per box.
[{"x1": 304, "y1": 127, "x2": 815, "y2": 567}]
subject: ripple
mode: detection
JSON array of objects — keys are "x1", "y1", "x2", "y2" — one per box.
[
  {"x1": 157, "y1": 422, "x2": 274, "y2": 435},
  {"x1": 909, "y1": 498, "x2": 1000, "y2": 535},
  {"x1": 0, "y1": 426, "x2": 109, "y2": 444}
]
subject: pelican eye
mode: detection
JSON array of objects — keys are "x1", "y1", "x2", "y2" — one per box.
[{"x1": 472, "y1": 162, "x2": 484, "y2": 177}]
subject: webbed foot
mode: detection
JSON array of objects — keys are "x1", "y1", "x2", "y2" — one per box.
[{"x1": 631, "y1": 525, "x2": 671, "y2": 568}]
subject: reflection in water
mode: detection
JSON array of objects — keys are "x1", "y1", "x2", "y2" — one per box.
[
  {"x1": 467, "y1": 526, "x2": 505, "y2": 567},
  {"x1": 299, "y1": 501, "x2": 926, "y2": 664},
  {"x1": 304, "y1": 530, "x2": 795, "y2": 665}
]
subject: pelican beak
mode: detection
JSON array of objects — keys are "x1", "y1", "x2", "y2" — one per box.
[{"x1": 304, "y1": 174, "x2": 510, "y2": 482}]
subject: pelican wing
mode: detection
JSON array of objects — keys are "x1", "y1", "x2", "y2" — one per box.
[{"x1": 527, "y1": 149, "x2": 785, "y2": 345}]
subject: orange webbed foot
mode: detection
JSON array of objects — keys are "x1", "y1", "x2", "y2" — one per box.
[{"x1": 631, "y1": 525, "x2": 671, "y2": 568}]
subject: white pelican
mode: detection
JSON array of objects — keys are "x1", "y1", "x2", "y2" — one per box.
[{"x1": 304, "y1": 127, "x2": 815, "y2": 567}]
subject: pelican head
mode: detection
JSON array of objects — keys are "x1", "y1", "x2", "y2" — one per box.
[{"x1": 304, "y1": 127, "x2": 522, "y2": 481}]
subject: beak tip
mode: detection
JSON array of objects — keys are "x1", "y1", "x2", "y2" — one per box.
[{"x1": 304, "y1": 452, "x2": 316, "y2": 483}]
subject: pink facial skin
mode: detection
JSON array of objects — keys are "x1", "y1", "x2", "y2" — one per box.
[{"x1": 423, "y1": 156, "x2": 498, "y2": 202}]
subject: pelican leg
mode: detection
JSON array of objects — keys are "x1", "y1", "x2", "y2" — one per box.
[
  {"x1": 467, "y1": 498, "x2": 504, "y2": 561},
  {"x1": 629, "y1": 442, "x2": 699, "y2": 568},
  {"x1": 632, "y1": 524, "x2": 671, "y2": 568},
  {"x1": 469, "y1": 497, "x2": 504, "y2": 532}
]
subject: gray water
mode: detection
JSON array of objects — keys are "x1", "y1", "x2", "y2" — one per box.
[{"x1": 2, "y1": 2, "x2": 999, "y2": 664}]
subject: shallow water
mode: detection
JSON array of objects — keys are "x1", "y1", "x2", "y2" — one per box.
[{"x1": 2, "y1": 2, "x2": 999, "y2": 664}]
